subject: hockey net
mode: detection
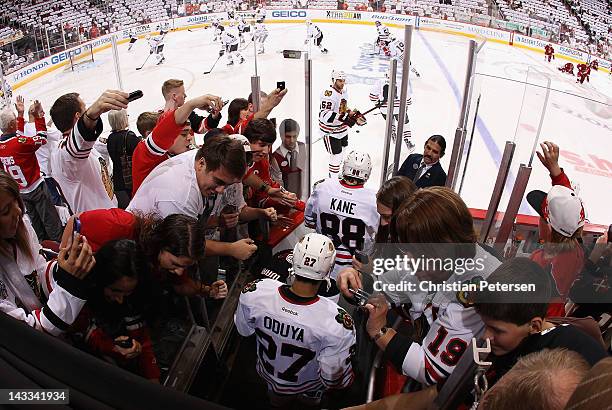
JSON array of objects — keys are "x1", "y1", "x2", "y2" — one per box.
[{"x1": 64, "y1": 44, "x2": 95, "y2": 72}]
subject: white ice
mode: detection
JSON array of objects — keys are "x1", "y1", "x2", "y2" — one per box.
[{"x1": 13, "y1": 22, "x2": 612, "y2": 225}]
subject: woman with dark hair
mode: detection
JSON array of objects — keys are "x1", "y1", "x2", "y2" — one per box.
[
  {"x1": 340, "y1": 187, "x2": 502, "y2": 387},
  {"x1": 0, "y1": 170, "x2": 95, "y2": 335},
  {"x1": 221, "y1": 98, "x2": 250, "y2": 135},
  {"x1": 374, "y1": 175, "x2": 418, "y2": 243},
  {"x1": 68, "y1": 240, "x2": 161, "y2": 382},
  {"x1": 60, "y1": 209, "x2": 227, "y2": 299}
]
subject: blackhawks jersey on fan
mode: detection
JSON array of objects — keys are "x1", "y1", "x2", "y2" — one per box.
[
  {"x1": 234, "y1": 278, "x2": 356, "y2": 395},
  {"x1": 305, "y1": 178, "x2": 379, "y2": 278},
  {"x1": 319, "y1": 86, "x2": 349, "y2": 139}
]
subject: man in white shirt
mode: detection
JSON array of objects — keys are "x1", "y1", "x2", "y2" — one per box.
[
  {"x1": 128, "y1": 135, "x2": 257, "y2": 260},
  {"x1": 49, "y1": 90, "x2": 129, "y2": 213}
]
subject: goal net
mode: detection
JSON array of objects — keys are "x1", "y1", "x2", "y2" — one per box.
[{"x1": 66, "y1": 43, "x2": 95, "y2": 72}]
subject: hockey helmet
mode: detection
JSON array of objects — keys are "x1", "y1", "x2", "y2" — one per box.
[
  {"x1": 306, "y1": 19, "x2": 312, "y2": 25},
  {"x1": 342, "y1": 150, "x2": 372, "y2": 182},
  {"x1": 218, "y1": 25, "x2": 225, "y2": 31},
  {"x1": 375, "y1": 20, "x2": 382, "y2": 26},
  {"x1": 292, "y1": 233, "x2": 336, "y2": 286},
  {"x1": 331, "y1": 69, "x2": 346, "y2": 82}
]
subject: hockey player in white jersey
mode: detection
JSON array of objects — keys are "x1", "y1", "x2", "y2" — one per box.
[
  {"x1": 254, "y1": 22, "x2": 268, "y2": 54},
  {"x1": 237, "y1": 16, "x2": 250, "y2": 44},
  {"x1": 305, "y1": 20, "x2": 328, "y2": 54},
  {"x1": 127, "y1": 29, "x2": 138, "y2": 51},
  {"x1": 234, "y1": 233, "x2": 356, "y2": 408},
  {"x1": 374, "y1": 21, "x2": 391, "y2": 54},
  {"x1": 305, "y1": 151, "x2": 379, "y2": 296},
  {"x1": 255, "y1": 6, "x2": 267, "y2": 23},
  {"x1": 319, "y1": 70, "x2": 351, "y2": 177},
  {"x1": 211, "y1": 17, "x2": 221, "y2": 42},
  {"x1": 369, "y1": 73, "x2": 414, "y2": 151},
  {"x1": 146, "y1": 32, "x2": 166, "y2": 65},
  {"x1": 387, "y1": 37, "x2": 421, "y2": 77},
  {"x1": 218, "y1": 25, "x2": 245, "y2": 65}
]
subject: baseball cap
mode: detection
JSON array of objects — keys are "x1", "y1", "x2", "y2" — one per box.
[{"x1": 527, "y1": 185, "x2": 585, "y2": 237}]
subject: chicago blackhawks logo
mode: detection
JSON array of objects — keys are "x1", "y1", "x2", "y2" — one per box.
[
  {"x1": 339, "y1": 99, "x2": 348, "y2": 114},
  {"x1": 242, "y1": 279, "x2": 262, "y2": 294},
  {"x1": 335, "y1": 308, "x2": 354, "y2": 330}
]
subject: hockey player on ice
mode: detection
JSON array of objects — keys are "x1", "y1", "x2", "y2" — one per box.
[
  {"x1": 255, "y1": 6, "x2": 266, "y2": 23},
  {"x1": 254, "y1": 22, "x2": 268, "y2": 54},
  {"x1": 237, "y1": 16, "x2": 250, "y2": 44},
  {"x1": 146, "y1": 32, "x2": 166, "y2": 65},
  {"x1": 374, "y1": 21, "x2": 391, "y2": 54},
  {"x1": 219, "y1": 26, "x2": 245, "y2": 65},
  {"x1": 305, "y1": 151, "x2": 379, "y2": 298},
  {"x1": 386, "y1": 37, "x2": 421, "y2": 77},
  {"x1": 319, "y1": 70, "x2": 354, "y2": 177},
  {"x1": 127, "y1": 29, "x2": 138, "y2": 51},
  {"x1": 369, "y1": 73, "x2": 414, "y2": 152},
  {"x1": 305, "y1": 20, "x2": 328, "y2": 54},
  {"x1": 211, "y1": 17, "x2": 221, "y2": 42}
]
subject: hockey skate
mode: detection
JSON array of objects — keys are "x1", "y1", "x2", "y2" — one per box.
[
  {"x1": 405, "y1": 139, "x2": 415, "y2": 153},
  {"x1": 227, "y1": 60, "x2": 234, "y2": 66},
  {"x1": 156, "y1": 57, "x2": 165, "y2": 65},
  {"x1": 239, "y1": 57, "x2": 245, "y2": 64},
  {"x1": 322, "y1": 48, "x2": 328, "y2": 54},
  {"x1": 257, "y1": 47, "x2": 264, "y2": 54}
]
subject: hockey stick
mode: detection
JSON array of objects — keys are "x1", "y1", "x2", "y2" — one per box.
[
  {"x1": 203, "y1": 55, "x2": 222, "y2": 75},
  {"x1": 135, "y1": 53, "x2": 152, "y2": 70}
]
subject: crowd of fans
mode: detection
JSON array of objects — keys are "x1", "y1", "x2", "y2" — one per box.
[{"x1": 0, "y1": 63, "x2": 610, "y2": 408}]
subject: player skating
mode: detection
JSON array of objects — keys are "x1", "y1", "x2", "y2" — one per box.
[
  {"x1": 576, "y1": 62, "x2": 590, "y2": 84},
  {"x1": 254, "y1": 22, "x2": 268, "y2": 54},
  {"x1": 255, "y1": 6, "x2": 266, "y2": 23},
  {"x1": 374, "y1": 21, "x2": 391, "y2": 55},
  {"x1": 558, "y1": 62, "x2": 574, "y2": 75},
  {"x1": 146, "y1": 31, "x2": 166, "y2": 66},
  {"x1": 219, "y1": 26, "x2": 244, "y2": 65},
  {"x1": 237, "y1": 16, "x2": 250, "y2": 44},
  {"x1": 127, "y1": 30, "x2": 138, "y2": 51},
  {"x1": 589, "y1": 59, "x2": 598, "y2": 71},
  {"x1": 386, "y1": 37, "x2": 421, "y2": 77},
  {"x1": 369, "y1": 73, "x2": 414, "y2": 152},
  {"x1": 234, "y1": 233, "x2": 356, "y2": 408},
  {"x1": 319, "y1": 70, "x2": 352, "y2": 177},
  {"x1": 305, "y1": 151, "x2": 379, "y2": 298},
  {"x1": 544, "y1": 44, "x2": 555, "y2": 62},
  {"x1": 211, "y1": 17, "x2": 222, "y2": 42},
  {"x1": 305, "y1": 20, "x2": 328, "y2": 54}
]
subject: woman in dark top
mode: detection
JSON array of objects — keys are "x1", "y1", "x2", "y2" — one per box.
[{"x1": 106, "y1": 109, "x2": 141, "y2": 209}]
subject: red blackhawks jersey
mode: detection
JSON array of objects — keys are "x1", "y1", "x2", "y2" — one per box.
[
  {"x1": 131, "y1": 109, "x2": 185, "y2": 196},
  {"x1": 319, "y1": 86, "x2": 349, "y2": 139},
  {"x1": 0, "y1": 117, "x2": 47, "y2": 193},
  {"x1": 304, "y1": 178, "x2": 379, "y2": 278},
  {"x1": 234, "y1": 279, "x2": 356, "y2": 395}
]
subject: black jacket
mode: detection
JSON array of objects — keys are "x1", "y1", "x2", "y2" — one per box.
[{"x1": 397, "y1": 153, "x2": 447, "y2": 188}]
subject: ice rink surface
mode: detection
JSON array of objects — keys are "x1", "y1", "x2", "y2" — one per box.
[{"x1": 15, "y1": 21, "x2": 612, "y2": 224}]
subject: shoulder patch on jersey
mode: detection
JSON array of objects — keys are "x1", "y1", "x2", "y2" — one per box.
[
  {"x1": 335, "y1": 308, "x2": 354, "y2": 330},
  {"x1": 242, "y1": 279, "x2": 263, "y2": 294},
  {"x1": 324, "y1": 90, "x2": 332, "y2": 97},
  {"x1": 456, "y1": 275, "x2": 483, "y2": 308},
  {"x1": 312, "y1": 178, "x2": 326, "y2": 188},
  {"x1": 18, "y1": 137, "x2": 26, "y2": 143}
]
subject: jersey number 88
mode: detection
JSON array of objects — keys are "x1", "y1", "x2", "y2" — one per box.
[{"x1": 320, "y1": 212, "x2": 366, "y2": 253}]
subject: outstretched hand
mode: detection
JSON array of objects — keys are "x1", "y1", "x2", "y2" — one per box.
[{"x1": 536, "y1": 141, "x2": 561, "y2": 177}]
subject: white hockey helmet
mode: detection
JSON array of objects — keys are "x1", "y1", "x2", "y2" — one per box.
[
  {"x1": 331, "y1": 69, "x2": 346, "y2": 83},
  {"x1": 292, "y1": 233, "x2": 336, "y2": 285},
  {"x1": 375, "y1": 20, "x2": 382, "y2": 26},
  {"x1": 145, "y1": 34, "x2": 151, "y2": 40},
  {"x1": 342, "y1": 150, "x2": 373, "y2": 182},
  {"x1": 306, "y1": 19, "x2": 312, "y2": 25}
]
